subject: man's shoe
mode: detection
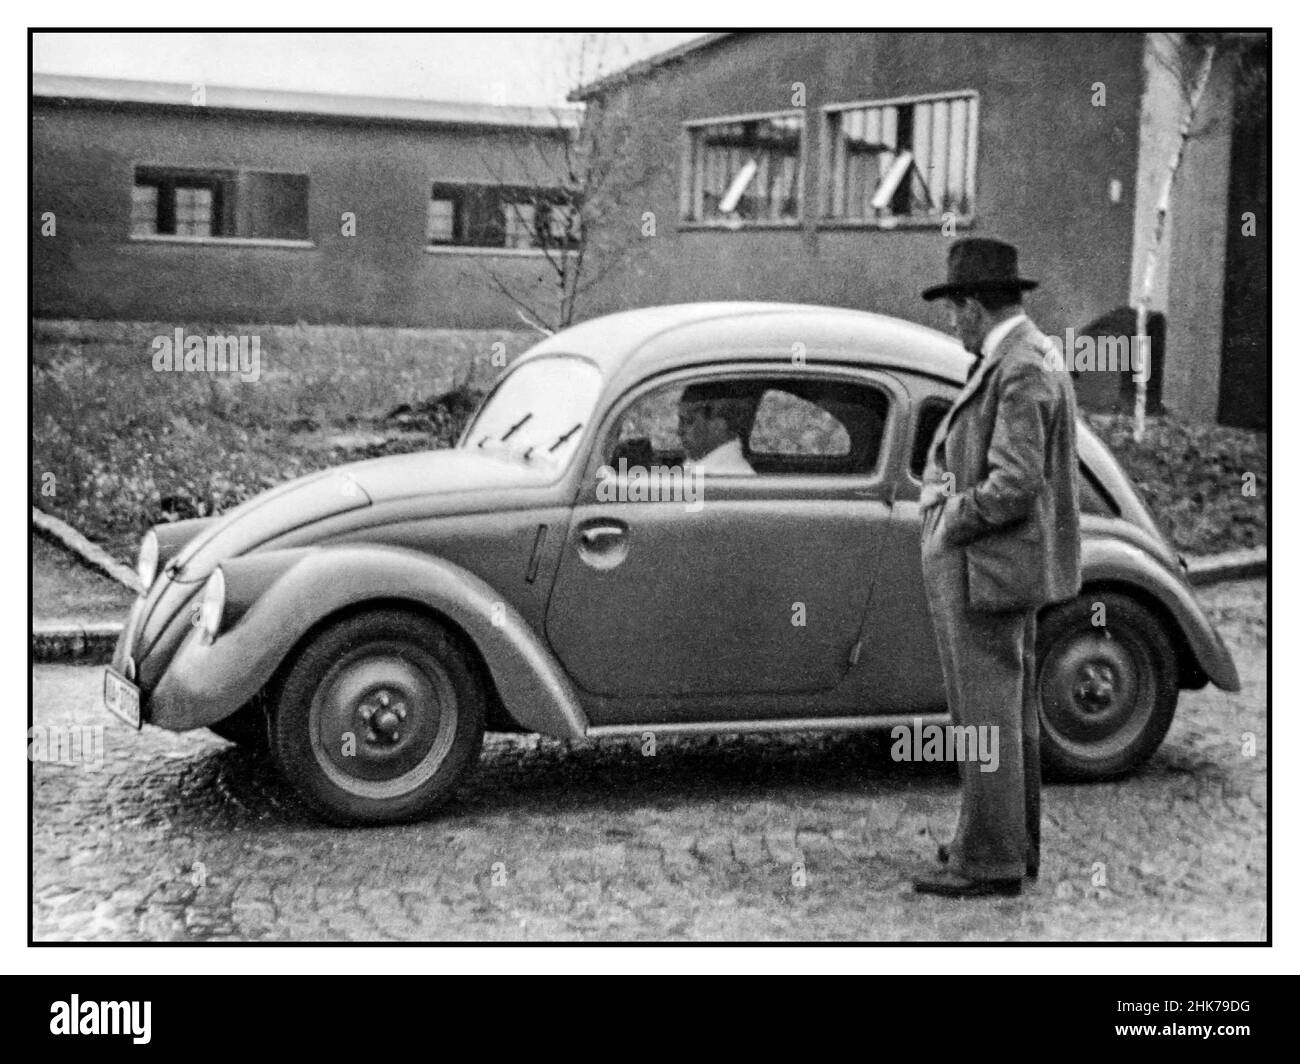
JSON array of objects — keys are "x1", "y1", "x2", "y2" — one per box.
[
  {"x1": 914, "y1": 870, "x2": 1022, "y2": 898},
  {"x1": 936, "y1": 843, "x2": 1038, "y2": 880}
]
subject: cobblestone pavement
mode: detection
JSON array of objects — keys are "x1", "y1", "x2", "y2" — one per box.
[{"x1": 32, "y1": 579, "x2": 1266, "y2": 942}]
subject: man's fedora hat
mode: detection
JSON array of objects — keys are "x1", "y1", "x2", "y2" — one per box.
[{"x1": 922, "y1": 238, "x2": 1038, "y2": 301}]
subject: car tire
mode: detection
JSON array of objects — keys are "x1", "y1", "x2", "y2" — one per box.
[
  {"x1": 1036, "y1": 591, "x2": 1178, "y2": 781},
  {"x1": 271, "y1": 609, "x2": 485, "y2": 825},
  {"x1": 208, "y1": 696, "x2": 270, "y2": 751}
]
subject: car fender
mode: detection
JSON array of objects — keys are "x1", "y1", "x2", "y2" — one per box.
[
  {"x1": 1079, "y1": 536, "x2": 1241, "y2": 692},
  {"x1": 148, "y1": 544, "x2": 589, "y2": 739}
]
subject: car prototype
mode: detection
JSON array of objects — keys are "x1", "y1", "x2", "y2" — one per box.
[{"x1": 104, "y1": 303, "x2": 1241, "y2": 824}]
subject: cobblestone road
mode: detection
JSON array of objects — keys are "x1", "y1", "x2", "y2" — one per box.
[{"x1": 32, "y1": 579, "x2": 1266, "y2": 942}]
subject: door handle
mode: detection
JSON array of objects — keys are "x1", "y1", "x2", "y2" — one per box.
[{"x1": 581, "y1": 523, "x2": 626, "y2": 547}]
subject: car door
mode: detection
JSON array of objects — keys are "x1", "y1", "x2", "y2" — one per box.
[
  {"x1": 543, "y1": 366, "x2": 901, "y2": 709},
  {"x1": 848, "y1": 381, "x2": 954, "y2": 712}
]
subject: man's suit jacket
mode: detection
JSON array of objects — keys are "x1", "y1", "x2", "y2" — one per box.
[{"x1": 922, "y1": 318, "x2": 1082, "y2": 612}]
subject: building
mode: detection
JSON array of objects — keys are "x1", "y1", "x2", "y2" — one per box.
[
  {"x1": 573, "y1": 31, "x2": 1267, "y2": 427},
  {"x1": 32, "y1": 74, "x2": 578, "y2": 329}
]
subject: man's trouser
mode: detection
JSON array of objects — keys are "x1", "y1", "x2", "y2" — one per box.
[{"x1": 921, "y1": 534, "x2": 1040, "y2": 881}]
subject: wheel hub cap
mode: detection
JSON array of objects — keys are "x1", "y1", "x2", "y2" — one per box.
[
  {"x1": 308, "y1": 648, "x2": 459, "y2": 798},
  {"x1": 1074, "y1": 662, "x2": 1117, "y2": 712},
  {"x1": 358, "y1": 688, "x2": 408, "y2": 745}
]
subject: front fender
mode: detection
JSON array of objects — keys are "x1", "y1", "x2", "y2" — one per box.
[
  {"x1": 1081, "y1": 536, "x2": 1241, "y2": 692},
  {"x1": 148, "y1": 544, "x2": 588, "y2": 740}
]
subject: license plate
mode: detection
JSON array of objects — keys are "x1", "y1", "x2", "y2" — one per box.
[{"x1": 103, "y1": 669, "x2": 141, "y2": 730}]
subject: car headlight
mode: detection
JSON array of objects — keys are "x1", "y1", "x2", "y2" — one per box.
[
  {"x1": 137, "y1": 530, "x2": 159, "y2": 591},
  {"x1": 197, "y1": 568, "x2": 226, "y2": 643}
]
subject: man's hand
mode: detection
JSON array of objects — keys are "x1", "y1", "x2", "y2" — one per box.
[{"x1": 919, "y1": 482, "x2": 946, "y2": 512}]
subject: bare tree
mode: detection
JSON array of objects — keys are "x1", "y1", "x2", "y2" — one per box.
[
  {"x1": 476, "y1": 33, "x2": 673, "y2": 335},
  {"x1": 1132, "y1": 32, "x2": 1266, "y2": 440}
]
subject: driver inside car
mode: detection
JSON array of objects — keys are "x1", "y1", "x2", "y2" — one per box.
[{"x1": 678, "y1": 381, "x2": 760, "y2": 475}]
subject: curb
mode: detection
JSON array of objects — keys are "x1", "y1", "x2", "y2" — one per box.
[
  {"x1": 31, "y1": 506, "x2": 143, "y2": 594},
  {"x1": 32, "y1": 621, "x2": 123, "y2": 665},
  {"x1": 1185, "y1": 546, "x2": 1267, "y2": 586},
  {"x1": 31, "y1": 548, "x2": 1265, "y2": 666}
]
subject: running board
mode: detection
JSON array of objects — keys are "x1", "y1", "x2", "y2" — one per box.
[{"x1": 586, "y1": 713, "x2": 951, "y2": 740}]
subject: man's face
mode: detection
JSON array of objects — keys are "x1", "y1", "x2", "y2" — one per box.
[
  {"x1": 947, "y1": 296, "x2": 987, "y2": 354},
  {"x1": 678, "y1": 400, "x2": 730, "y2": 460}
]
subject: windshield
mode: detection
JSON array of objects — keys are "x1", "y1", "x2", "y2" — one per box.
[{"x1": 462, "y1": 355, "x2": 603, "y2": 472}]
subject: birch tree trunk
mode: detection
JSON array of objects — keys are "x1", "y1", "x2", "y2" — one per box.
[{"x1": 1134, "y1": 39, "x2": 1216, "y2": 441}]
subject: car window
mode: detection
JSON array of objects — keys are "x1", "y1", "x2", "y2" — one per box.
[
  {"x1": 750, "y1": 391, "x2": 851, "y2": 456},
  {"x1": 607, "y1": 375, "x2": 888, "y2": 476},
  {"x1": 462, "y1": 355, "x2": 602, "y2": 470},
  {"x1": 909, "y1": 398, "x2": 951, "y2": 479}
]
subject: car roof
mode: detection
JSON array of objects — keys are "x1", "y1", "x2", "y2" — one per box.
[{"x1": 518, "y1": 302, "x2": 971, "y2": 391}]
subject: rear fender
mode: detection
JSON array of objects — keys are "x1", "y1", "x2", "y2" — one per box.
[{"x1": 1080, "y1": 537, "x2": 1240, "y2": 692}]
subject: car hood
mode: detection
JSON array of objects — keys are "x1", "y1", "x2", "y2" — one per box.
[{"x1": 169, "y1": 448, "x2": 551, "y2": 582}]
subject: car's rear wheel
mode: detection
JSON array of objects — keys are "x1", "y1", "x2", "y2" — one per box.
[
  {"x1": 271, "y1": 609, "x2": 485, "y2": 825},
  {"x1": 1036, "y1": 591, "x2": 1178, "y2": 781}
]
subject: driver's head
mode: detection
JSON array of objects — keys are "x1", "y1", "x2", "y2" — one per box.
[{"x1": 678, "y1": 382, "x2": 760, "y2": 461}]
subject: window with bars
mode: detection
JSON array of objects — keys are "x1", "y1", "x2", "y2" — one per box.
[
  {"x1": 428, "y1": 183, "x2": 580, "y2": 251},
  {"x1": 823, "y1": 93, "x2": 977, "y2": 224},
  {"x1": 682, "y1": 113, "x2": 804, "y2": 224},
  {"x1": 131, "y1": 167, "x2": 309, "y2": 240}
]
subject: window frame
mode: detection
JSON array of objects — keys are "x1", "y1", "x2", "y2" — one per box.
[
  {"x1": 678, "y1": 108, "x2": 808, "y2": 231},
  {"x1": 424, "y1": 182, "x2": 581, "y2": 256},
  {"x1": 426, "y1": 184, "x2": 465, "y2": 246},
  {"x1": 131, "y1": 166, "x2": 230, "y2": 239},
  {"x1": 582, "y1": 363, "x2": 901, "y2": 501},
  {"x1": 819, "y1": 89, "x2": 979, "y2": 231},
  {"x1": 128, "y1": 164, "x2": 314, "y2": 248}
]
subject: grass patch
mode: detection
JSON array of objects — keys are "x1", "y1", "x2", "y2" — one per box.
[
  {"x1": 32, "y1": 320, "x2": 529, "y2": 558},
  {"x1": 1084, "y1": 413, "x2": 1267, "y2": 555},
  {"x1": 32, "y1": 534, "x2": 137, "y2": 622}
]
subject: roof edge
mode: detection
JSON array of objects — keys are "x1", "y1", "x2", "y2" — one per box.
[
  {"x1": 568, "y1": 33, "x2": 732, "y2": 100},
  {"x1": 32, "y1": 73, "x2": 580, "y2": 130}
]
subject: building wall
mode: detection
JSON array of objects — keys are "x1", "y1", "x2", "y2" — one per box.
[
  {"x1": 582, "y1": 31, "x2": 1146, "y2": 350},
  {"x1": 32, "y1": 100, "x2": 564, "y2": 328}
]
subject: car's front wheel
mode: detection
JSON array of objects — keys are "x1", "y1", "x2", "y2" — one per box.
[
  {"x1": 271, "y1": 609, "x2": 485, "y2": 825},
  {"x1": 1036, "y1": 591, "x2": 1178, "y2": 781}
]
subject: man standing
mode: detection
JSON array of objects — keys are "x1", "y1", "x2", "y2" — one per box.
[{"x1": 914, "y1": 238, "x2": 1082, "y2": 898}]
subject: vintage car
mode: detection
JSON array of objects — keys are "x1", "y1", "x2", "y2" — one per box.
[{"x1": 103, "y1": 302, "x2": 1241, "y2": 824}]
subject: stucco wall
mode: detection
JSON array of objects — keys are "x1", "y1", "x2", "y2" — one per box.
[
  {"x1": 581, "y1": 31, "x2": 1146, "y2": 350},
  {"x1": 32, "y1": 100, "x2": 565, "y2": 328}
]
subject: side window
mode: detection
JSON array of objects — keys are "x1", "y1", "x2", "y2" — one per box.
[
  {"x1": 909, "y1": 398, "x2": 951, "y2": 479},
  {"x1": 750, "y1": 391, "x2": 851, "y2": 457},
  {"x1": 607, "y1": 375, "x2": 888, "y2": 476}
]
